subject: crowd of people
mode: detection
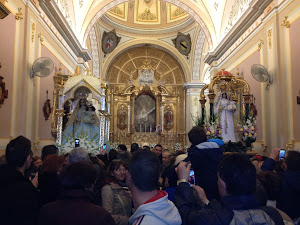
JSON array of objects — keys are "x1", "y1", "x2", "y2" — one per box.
[{"x1": 0, "y1": 126, "x2": 299, "y2": 225}]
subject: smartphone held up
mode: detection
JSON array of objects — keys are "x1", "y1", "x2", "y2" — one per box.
[
  {"x1": 189, "y1": 170, "x2": 195, "y2": 186},
  {"x1": 279, "y1": 149, "x2": 285, "y2": 160}
]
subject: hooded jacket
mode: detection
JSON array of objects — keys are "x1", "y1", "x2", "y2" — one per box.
[
  {"x1": 186, "y1": 142, "x2": 223, "y2": 200},
  {"x1": 129, "y1": 190, "x2": 182, "y2": 225}
]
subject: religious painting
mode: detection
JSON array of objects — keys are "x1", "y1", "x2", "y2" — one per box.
[
  {"x1": 138, "y1": 68, "x2": 154, "y2": 85},
  {"x1": 164, "y1": 106, "x2": 173, "y2": 130},
  {"x1": 117, "y1": 105, "x2": 127, "y2": 130},
  {"x1": 134, "y1": 93, "x2": 156, "y2": 132}
]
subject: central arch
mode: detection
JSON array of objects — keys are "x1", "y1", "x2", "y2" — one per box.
[{"x1": 81, "y1": 0, "x2": 216, "y2": 48}]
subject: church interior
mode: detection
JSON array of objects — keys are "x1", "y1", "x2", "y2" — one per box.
[{"x1": 0, "y1": 0, "x2": 300, "y2": 155}]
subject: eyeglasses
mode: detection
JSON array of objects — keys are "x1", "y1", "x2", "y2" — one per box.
[{"x1": 115, "y1": 168, "x2": 126, "y2": 172}]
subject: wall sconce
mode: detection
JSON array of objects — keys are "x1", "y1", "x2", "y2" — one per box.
[{"x1": 297, "y1": 91, "x2": 300, "y2": 104}]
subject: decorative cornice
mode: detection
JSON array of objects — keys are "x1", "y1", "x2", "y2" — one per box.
[
  {"x1": 204, "y1": 0, "x2": 272, "y2": 65},
  {"x1": 39, "y1": 0, "x2": 92, "y2": 61}
]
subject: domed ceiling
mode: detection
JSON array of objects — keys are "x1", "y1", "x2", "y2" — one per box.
[{"x1": 102, "y1": 0, "x2": 194, "y2": 34}]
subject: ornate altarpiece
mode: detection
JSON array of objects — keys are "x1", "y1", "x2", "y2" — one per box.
[
  {"x1": 108, "y1": 60, "x2": 186, "y2": 150},
  {"x1": 51, "y1": 67, "x2": 109, "y2": 153}
]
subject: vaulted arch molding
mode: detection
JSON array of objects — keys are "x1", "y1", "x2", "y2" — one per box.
[
  {"x1": 102, "y1": 40, "x2": 190, "y2": 83},
  {"x1": 103, "y1": 43, "x2": 188, "y2": 85},
  {"x1": 82, "y1": 0, "x2": 215, "y2": 49}
]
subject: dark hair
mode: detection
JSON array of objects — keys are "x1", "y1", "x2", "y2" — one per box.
[
  {"x1": 129, "y1": 150, "x2": 160, "y2": 191},
  {"x1": 6, "y1": 136, "x2": 32, "y2": 167},
  {"x1": 118, "y1": 144, "x2": 127, "y2": 151},
  {"x1": 42, "y1": 155, "x2": 64, "y2": 173},
  {"x1": 107, "y1": 159, "x2": 127, "y2": 183},
  {"x1": 257, "y1": 171, "x2": 281, "y2": 200},
  {"x1": 143, "y1": 146, "x2": 150, "y2": 151},
  {"x1": 60, "y1": 162, "x2": 97, "y2": 190},
  {"x1": 131, "y1": 143, "x2": 139, "y2": 153},
  {"x1": 41, "y1": 145, "x2": 58, "y2": 161},
  {"x1": 218, "y1": 153, "x2": 256, "y2": 195},
  {"x1": 108, "y1": 149, "x2": 118, "y2": 161},
  {"x1": 155, "y1": 144, "x2": 162, "y2": 149},
  {"x1": 285, "y1": 151, "x2": 300, "y2": 171},
  {"x1": 188, "y1": 126, "x2": 207, "y2": 145},
  {"x1": 32, "y1": 156, "x2": 41, "y2": 163}
]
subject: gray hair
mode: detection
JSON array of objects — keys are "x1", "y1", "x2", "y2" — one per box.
[{"x1": 68, "y1": 147, "x2": 91, "y2": 165}]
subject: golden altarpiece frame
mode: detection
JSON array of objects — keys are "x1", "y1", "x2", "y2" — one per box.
[{"x1": 108, "y1": 59, "x2": 186, "y2": 150}]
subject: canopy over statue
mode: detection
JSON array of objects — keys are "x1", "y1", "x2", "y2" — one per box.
[
  {"x1": 51, "y1": 67, "x2": 110, "y2": 155},
  {"x1": 199, "y1": 69, "x2": 257, "y2": 146}
]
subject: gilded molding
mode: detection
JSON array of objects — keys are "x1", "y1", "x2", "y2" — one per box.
[
  {"x1": 286, "y1": 139, "x2": 295, "y2": 151},
  {"x1": 31, "y1": 23, "x2": 35, "y2": 43},
  {"x1": 0, "y1": 0, "x2": 8, "y2": 4},
  {"x1": 257, "y1": 39, "x2": 264, "y2": 51},
  {"x1": 38, "y1": 32, "x2": 44, "y2": 45},
  {"x1": 34, "y1": 137, "x2": 40, "y2": 151},
  {"x1": 15, "y1": 8, "x2": 23, "y2": 20},
  {"x1": 281, "y1": 16, "x2": 290, "y2": 28},
  {"x1": 268, "y1": 29, "x2": 272, "y2": 49}
]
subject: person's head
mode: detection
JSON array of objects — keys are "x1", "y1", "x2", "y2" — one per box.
[
  {"x1": 257, "y1": 171, "x2": 281, "y2": 200},
  {"x1": 108, "y1": 149, "x2": 118, "y2": 161},
  {"x1": 162, "y1": 150, "x2": 171, "y2": 165},
  {"x1": 222, "y1": 92, "x2": 228, "y2": 99},
  {"x1": 127, "y1": 150, "x2": 160, "y2": 192},
  {"x1": 131, "y1": 143, "x2": 139, "y2": 153},
  {"x1": 60, "y1": 162, "x2": 97, "y2": 191},
  {"x1": 79, "y1": 98, "x2": 86, "y2": 106},
  {"x1": 68, "y1": 147, "x2": 91, "y2": 164},
  {"x1": 118, "y1": 144, "x2": 127, "y2": 152},
  {"x1": 32, "y1": 156, "x2": 42, "y2": 168},
  {"x1": 42, "y1": 155, "x2": 64, "y2": 174},
  {"x1": 41, "y1": 145, "x2": 58, "y2": 161},
  {"x1": 218, "y1": 153, "x2": 256, "y2": 197},
  {"x1": 285, "y1": 150, "x2": 300, "y2": 171},
  {"x1": 153, "y1": 144, "x2": 163, "y2": 157},
  {"x1": 6, "y1": 136, "x2": 32, "y2": 169},
  {"x1": 188, "y1": 126, "x2": 207, "y2": 145},
  {"x1": 107, "y1": 159, "x2": 127, "y2": 183}
]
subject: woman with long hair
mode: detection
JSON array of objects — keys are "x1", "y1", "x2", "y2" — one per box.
[{"x1": 101, "y1": 159, "x2": 132, "y2": 225}]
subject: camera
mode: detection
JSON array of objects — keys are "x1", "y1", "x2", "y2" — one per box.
[
  {"x1": 75, "y1": 139, "x2": 80, "y2": 147},
  {"x1": 279, "y1": 149, "x2": 285, "y2": 160},
  {"x1": 189, "y1": 170, "x2": 195, "y2": 186}
]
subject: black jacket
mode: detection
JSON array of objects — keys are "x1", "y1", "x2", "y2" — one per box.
[
  {"x1": 186, "y1": 142, "x2": 223, "y2": 200},
  {"x1": 0, "y1": 165, "x2": 39, "y2": 225},
  {"x1": 39, "y1": 189, "x2": 116, "y2": 225},
  {"x1": 175, "y1": 182, "x2": 284, "y2": 225},
  {"x1": 261, "y1": 158, "x2": 300, "y2": 219}
]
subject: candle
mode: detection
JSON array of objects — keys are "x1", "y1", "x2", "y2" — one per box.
[
  {"x1": 145, "y1": 124, "x2": 147, "y2": 132},
  {"x1": 140, "y1": 124, "x2": 142, "y2": 133},
  {"x1": 150, "y1": 125, "x2": 152, "y2": 133}
]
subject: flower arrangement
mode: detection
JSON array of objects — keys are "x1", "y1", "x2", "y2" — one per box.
[
  {"x1": 204, "y1": 120, "x2": 223, "y2": 140},
  {"x1": 60, "y1": 132, "x2": 100, "y2": 156},
  {"x1": 191, "y1": 112, "x2": 223, "y2": 139},
  {"x1": 237, "y1": 116, "x2": 257, "y2": 147}
]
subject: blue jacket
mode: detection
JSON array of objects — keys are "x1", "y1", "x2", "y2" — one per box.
[
  {"x1": 186, "y1": 142, "x2": 223, "y2": 200},
  {"x1": 261, "y1": 158, "x2": 300, "y2": 219}
]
